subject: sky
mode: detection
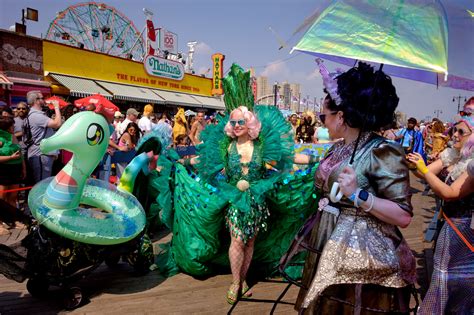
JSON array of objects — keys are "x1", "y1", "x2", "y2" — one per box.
[{"x1": 1, "y1": 0, "x2": 472, "y2": 122}]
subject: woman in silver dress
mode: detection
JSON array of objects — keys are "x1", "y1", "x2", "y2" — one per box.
[{"x1": 297, "y1": 61, "x2": 416, "y2": 314}]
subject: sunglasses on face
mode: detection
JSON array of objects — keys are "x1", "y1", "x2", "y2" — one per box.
[
  {"x1": 453, "y1": 127, "x2": 472, "y2": 137},
  {"x1": 460, "y1": 111, "x2": 472, "y2": 117},
  {"x1": 318, "y1": 111, "x2": 338, "y2": 124},
  {"x1": 17, "y1": 107, "x2": 27, "y2": 111},
  {"x1": 36, "y1": 97, "x2": 44, "y2": 100},
  {"x1": 229, "y1": 119, "x2": 246, "y2": 127}
]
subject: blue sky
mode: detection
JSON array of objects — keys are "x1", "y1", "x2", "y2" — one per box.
[{"x1": 1, "y1": 0, "x2": 472, "y2": 122}]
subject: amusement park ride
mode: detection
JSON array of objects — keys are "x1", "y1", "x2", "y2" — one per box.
[{"x1": 45, "y1": 2, "x2": 196, "y2": 73}]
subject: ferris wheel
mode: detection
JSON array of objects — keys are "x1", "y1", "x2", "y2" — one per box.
[{"x1": 46, "y1": 2, "x2": 145, "y2": 60}]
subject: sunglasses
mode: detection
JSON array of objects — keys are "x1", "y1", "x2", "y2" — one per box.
[
  {"x1": 453, "y1": 127, "x2": 472, "y2": 137},
  {"x1": 36, "y1": 97, "x2": 44, "y2": 100},
  {"x1": 318, "y1": 111, "x2": 338, "y2": 124},
  {"x1": 17, "y1": 107, "x2": 27, "y2": 111},
  {"x1": 229, "y1": 119, "x2": 246, "y2": 127},
  {"x1": 460, "y1": 111, "x2": 472, "y2": 117}
]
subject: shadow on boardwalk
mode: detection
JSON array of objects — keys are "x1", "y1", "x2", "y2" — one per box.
[{"x1": 0, "y1": 173, "x2": 437, "y2": 314}]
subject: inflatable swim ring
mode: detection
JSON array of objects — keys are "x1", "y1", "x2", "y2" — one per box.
[{"x1": 29, "y1": 111, "x2": 146, "y2": 245}]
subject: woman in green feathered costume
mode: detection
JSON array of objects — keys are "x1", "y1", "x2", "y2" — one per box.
[{"x1": 175, "y1": 64, "x2": 318, "y2": 304}]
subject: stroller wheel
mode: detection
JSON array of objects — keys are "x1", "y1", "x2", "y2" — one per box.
[
  {"x1": 63, "y1": 287, "x2": 82, "y2": 310},
  {"x1": 26, "y1": 278, "x2": 49, "y2": 297}
]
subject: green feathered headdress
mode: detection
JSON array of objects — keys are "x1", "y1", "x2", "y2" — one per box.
[{"x1": 222, "y1": 63, "x2": 255, "y2": 112}]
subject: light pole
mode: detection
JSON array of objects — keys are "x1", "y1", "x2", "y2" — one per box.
[
  {"x1": 297, "y1": 92, "x2": 301, "y2": 113},
  {"x1": 273, "y1": 82, "x2": 278, "y2": 107},
  {"x1": 434, "y1": 109, "x2": 443, "y2": 118},
  {"x1": 12, "y1": 7, "x2": 38, "y2": 34},
  {"x1": 453, "y1": 95, "x2": 467, "y2": 113}
]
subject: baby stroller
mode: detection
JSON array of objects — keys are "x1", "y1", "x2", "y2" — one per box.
[{"x1": 0, "y1": 221, "x2": 153, "y2": 309}]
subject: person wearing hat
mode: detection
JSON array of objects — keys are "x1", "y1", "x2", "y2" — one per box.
[
  {"x1": 116, "y1": 107, "x2": 139, "y2": 139},
  {"x1": 138, "y1": 104, "x2": 154, "y2": 134},
  {"x1": 113, "y1": 111, "x2": 123, "y2": 129},
  {"x1": 395, "y1": 117, "x2": 425, "y2": 160}
]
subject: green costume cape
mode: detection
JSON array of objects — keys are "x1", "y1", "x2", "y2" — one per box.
[
  {"x1": 129, "y1": 64, "x2": 323, "y2": 278},
  {"x1": 156, "y1": 105, "x2": 320, "y2": 277}
]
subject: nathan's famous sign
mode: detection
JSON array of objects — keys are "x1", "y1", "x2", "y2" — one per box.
[
  {"x1": 144, "y1": 55, "x2": 184, "y2": 80},
  {"x1": 211, "y1": 53, "x2": 225, "y2": 95},
  {"x1": 43, "y1": 40, "x2": 212, "y2": 96}
]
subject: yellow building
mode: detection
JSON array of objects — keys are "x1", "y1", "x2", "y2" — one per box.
[{"x1": 43, "y1": 41, "x2": 224, "y2": 111}]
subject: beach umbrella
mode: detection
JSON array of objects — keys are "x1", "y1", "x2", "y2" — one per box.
[
  {"x1": 74, "y1": 94, "x2": 119, "y2": 112},
  {"x1": 292, "y1": 0, "x2": 474, "y2": 91},
  {"x1": 45, "y1": 95, "x2": 68, "y2": 109},
  {"x1": 74, "y1": 94, "x2": 119, "y2": 123}
]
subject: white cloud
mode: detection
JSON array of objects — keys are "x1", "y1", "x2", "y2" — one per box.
[
  {"x1": 194, "y1": 42, "x2": 213, "y2": 56},
  {"x1": 261, "y1": 61, "x2": 290, "y2": 77}
]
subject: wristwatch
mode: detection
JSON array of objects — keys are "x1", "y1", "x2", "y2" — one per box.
[{"x1": 358, "y1": 190, "x2": 369, "y2": 202}]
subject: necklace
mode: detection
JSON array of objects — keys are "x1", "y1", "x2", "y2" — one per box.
[
  {"x1": 329, "y1": 132, "x2": 371, "y2": 163},
  {"x1": 316, "y1": 132, "x2": 372, "y2": 189}
]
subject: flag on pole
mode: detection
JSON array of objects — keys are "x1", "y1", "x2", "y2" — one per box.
[{"x1": 145, "y1": 10, "x2": 159, "y2": 56}]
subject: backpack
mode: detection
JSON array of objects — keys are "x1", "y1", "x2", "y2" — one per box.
[{"x1": 22, "y1": 111, "x2": 48, "y2": 150}]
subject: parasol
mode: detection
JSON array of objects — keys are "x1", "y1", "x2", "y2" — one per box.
[
  {"x1": 74, "y1": 94, "x2": 119, "y2": 123},
  {"x1": 292, "y1": 0, "x2": 474, "y2": 91},
  {"x1": 45, "y1": 95, "x2": 68, "y2": 109},
  {"x1": 74, "y1": 94, "x2": 119, "y2": 111}
]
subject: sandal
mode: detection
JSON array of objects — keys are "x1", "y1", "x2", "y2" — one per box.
[
  {"x1": 241, "y1": 281, "x2": 252, "y2": 298},
  {"x1": 226, "y1": 281, "x2": 241, "y2": 305}
]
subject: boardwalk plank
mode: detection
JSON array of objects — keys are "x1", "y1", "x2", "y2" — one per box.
[{"x1": 0, "y1": 174, "x2": 435, "y2": 314}]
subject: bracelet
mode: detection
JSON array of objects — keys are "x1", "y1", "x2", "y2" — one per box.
[
  {"x1": 418, "y1": 164, "x2": 429, "y2": 175},
  {"x1": 363, "y1": 193, "x2": 375, "y2": 213}
]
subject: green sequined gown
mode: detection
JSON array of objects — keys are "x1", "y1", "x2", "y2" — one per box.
[
  {"x1": 225, "y1": 140, "x2": 270, "y2": 243},
  {"x1": 154, "y1": 105, "x2": 323, "y2": 277}
]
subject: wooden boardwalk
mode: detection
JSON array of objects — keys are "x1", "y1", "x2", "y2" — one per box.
[{"x1": 0, "y1": 174, "x2": 436, "y2": 314}]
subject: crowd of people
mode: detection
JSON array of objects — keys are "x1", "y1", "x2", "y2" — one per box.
[
  {"x1": 0, "y1": 75, "x2": 473, "y2": 313},
  {"x1": 0, "y1": 92, "x2": 224, "y2": 235}
]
